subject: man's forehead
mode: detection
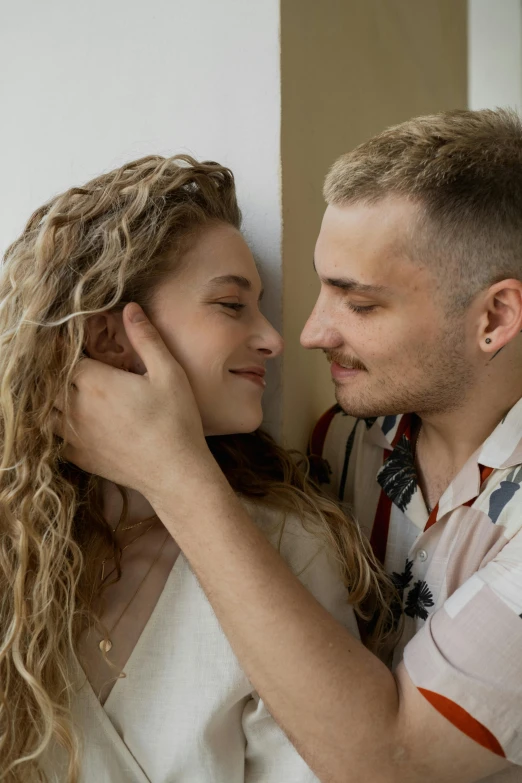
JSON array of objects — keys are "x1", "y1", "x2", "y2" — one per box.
[
  {"x1": 315, "y1": 198, "x2": 422, "y2": 285},
  {"x1": 322, "y1": 194, "x2": 420, "y2": 224},
  {"x1": 320, "y1": 198, "x2": 419, "y2": 247},
  {"x1": 314, "y1": 198, "x2": 433, "y2": 295}
]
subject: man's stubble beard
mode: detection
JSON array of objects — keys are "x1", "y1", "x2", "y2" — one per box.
[{"x1": 333, "y1": 322, "x2": 475, "y2": 420}]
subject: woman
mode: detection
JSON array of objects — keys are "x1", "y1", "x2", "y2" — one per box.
[{"x1": 0, "y1": 155, "x2": 393, "y2": 782}]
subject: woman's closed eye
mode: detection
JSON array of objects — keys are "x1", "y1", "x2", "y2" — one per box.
[{"x1": 216, "y1": 300, "x2": 246, "y2": 313}]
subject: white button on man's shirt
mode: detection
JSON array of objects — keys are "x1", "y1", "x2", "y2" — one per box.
[{"x1": 417, "y1": 549, "x2": 428, "y2": 562}]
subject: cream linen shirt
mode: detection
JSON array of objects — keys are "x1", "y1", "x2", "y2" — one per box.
[{"x1": 42, "y1": 500, "x2": 358, "y2": 783}]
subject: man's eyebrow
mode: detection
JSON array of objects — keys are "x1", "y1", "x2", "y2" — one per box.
[
  {"x1": 206, "y1": 274, "x2": 264, "y2": 300},
  {"x1": 312, "y1": 258, "x2": 388, "y2": 295},
  {"x1": 325, "y1": 277, "x2": 388, "y2": 294}
]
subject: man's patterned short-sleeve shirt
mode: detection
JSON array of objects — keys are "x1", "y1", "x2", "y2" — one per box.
[{"x1": 312, "y1": 398, "x2": 522, "y2": 776}]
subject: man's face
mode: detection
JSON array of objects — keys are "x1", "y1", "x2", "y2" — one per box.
[{"x1": 300, "y1": 197, "x2": 476, "y2": 418}]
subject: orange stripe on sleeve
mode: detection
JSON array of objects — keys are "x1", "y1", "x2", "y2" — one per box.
[{"x1": 418, "y1": 688, "x2": 505, "y2": 758}]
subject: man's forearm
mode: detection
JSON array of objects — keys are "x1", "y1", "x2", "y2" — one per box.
[{"x1": 152, "y1": 465, "x2": 403, "y2": 783}]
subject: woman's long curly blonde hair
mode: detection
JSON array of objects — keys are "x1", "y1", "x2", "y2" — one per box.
[{"x1": 0, "y1": 155, "x2": 396, "y2": 781}]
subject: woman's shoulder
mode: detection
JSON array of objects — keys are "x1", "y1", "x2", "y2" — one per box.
[
  {"x1": 239, "y1": 497, "x2": 359, "y2": 637},
  {"x1": 240, "y1": 497, "x2": 322, "y2": 569}
]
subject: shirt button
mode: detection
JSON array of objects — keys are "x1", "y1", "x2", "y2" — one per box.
[{"x1": 417, "y1": 549, "x2": 428, "y2": 562}]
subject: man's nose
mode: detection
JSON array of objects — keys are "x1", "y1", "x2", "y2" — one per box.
[{"x1": 300, "y1": 303, "x2": 341, "y2": 350}]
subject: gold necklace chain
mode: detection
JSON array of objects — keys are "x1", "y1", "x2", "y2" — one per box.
[
  {"x1": 99, "y1": 528, "x2": 170, "y2": 661},
  {"x1": 120, "y1": 512, "x2": 159, "y2": 532},
  {"x1": 100, "y1": 514, "x2": 159, "y2": 584}
]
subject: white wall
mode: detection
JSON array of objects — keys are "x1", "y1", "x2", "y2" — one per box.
[
  {"x1": 0, "y1": 0, "x2": 283, "y2": 432},
  {"x1": 468, "y1": 0, "x2": 522, "y2": 110}
]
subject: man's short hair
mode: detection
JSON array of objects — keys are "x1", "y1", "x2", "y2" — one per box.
[{"x1": 324, "y1": 108, "x2": 522, "y2": 309}]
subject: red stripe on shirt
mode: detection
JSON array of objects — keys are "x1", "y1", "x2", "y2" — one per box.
[
  {"x1": 424, "y1": 503, "x2": 439, "y2": 532},
  {"x1": 309, "y1": 404, "x2": 339, "y2": 457},
  {"x1": 418, "y1": 688, "x2": 505, "y2": 758}
]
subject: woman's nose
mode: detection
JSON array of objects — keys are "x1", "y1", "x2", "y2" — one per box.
[{"x1": 253, "y1": 317, "x2": 284, "y2": 358}]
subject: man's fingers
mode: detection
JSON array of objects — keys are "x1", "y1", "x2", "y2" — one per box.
[
  {"x1": 51, "y1": 408, "x2": 81, "y2": 452},
  {"x1": 55, "y1": 357, "x2": 125, "y2": 404},
  {"x1": 123, "y1": 303, "x2": 179, "y2": 382}
]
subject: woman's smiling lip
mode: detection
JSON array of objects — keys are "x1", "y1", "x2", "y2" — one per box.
[{"x1": 229, "y1": 366, "x2": 267, "y2": 387}]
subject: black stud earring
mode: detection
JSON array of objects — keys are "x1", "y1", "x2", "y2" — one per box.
[{"x1": 485, "y1": 338, "x2": 492, "y2": 345}]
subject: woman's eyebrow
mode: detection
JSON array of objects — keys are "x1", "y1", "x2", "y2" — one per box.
[{"x1": 206, "y1": 275, "x2": 264, "y2": 301}]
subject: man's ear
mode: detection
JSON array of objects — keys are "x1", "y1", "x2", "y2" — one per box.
[
  {"x1": 478, "y1": 279, "x2": 522, "y2": 357},
  {"x1": 84, "y1": 311, "x2": 134, "y2": 369}
]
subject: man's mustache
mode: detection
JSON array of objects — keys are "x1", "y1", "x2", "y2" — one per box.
[{"x1": 324, "y1": 352, "x2": 367, "y2": 372}]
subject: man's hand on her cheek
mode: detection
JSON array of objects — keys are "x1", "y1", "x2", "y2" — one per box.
[{"x1": 52, "y1": 303, "x2": 208, "y2": 498}]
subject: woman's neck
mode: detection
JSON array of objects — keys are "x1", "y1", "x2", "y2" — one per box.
[{"x1": 100, "y1": 479, "x2": 160, "y2": 546}]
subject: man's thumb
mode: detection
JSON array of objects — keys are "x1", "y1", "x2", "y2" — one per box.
[
  {"x1": 123, "y1": 302, "x2": 172, "y2": 379},
  {"x1": 126, "y1": 303, "x2": 148, "y2": 324}
]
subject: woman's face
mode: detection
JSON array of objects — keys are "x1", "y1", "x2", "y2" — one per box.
[{"x1": 137, "y1": 222, "x2": 283, "y2": 435}]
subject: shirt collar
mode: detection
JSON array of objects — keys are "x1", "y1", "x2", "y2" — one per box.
[
  {"x1": 478, "y1": 396, "x2": 522, "y2": 470},
  {"x1": 366, "y1": 398, "x2": 522, "y2": 469},
  {"x1": 365, "y1": 414, "x2": 407, "y2": 451},
  {"x1": 368, "y1": 398, "x2": 522, "y2": 519}
]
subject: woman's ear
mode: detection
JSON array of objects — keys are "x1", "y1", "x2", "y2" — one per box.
[{"x1": 84, "y1": 311, "x2": 134, "y2": 370}]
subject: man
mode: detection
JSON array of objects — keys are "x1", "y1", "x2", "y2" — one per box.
[{"x1": 56, "y1": 109, "x2": 522, "y2": 782}]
